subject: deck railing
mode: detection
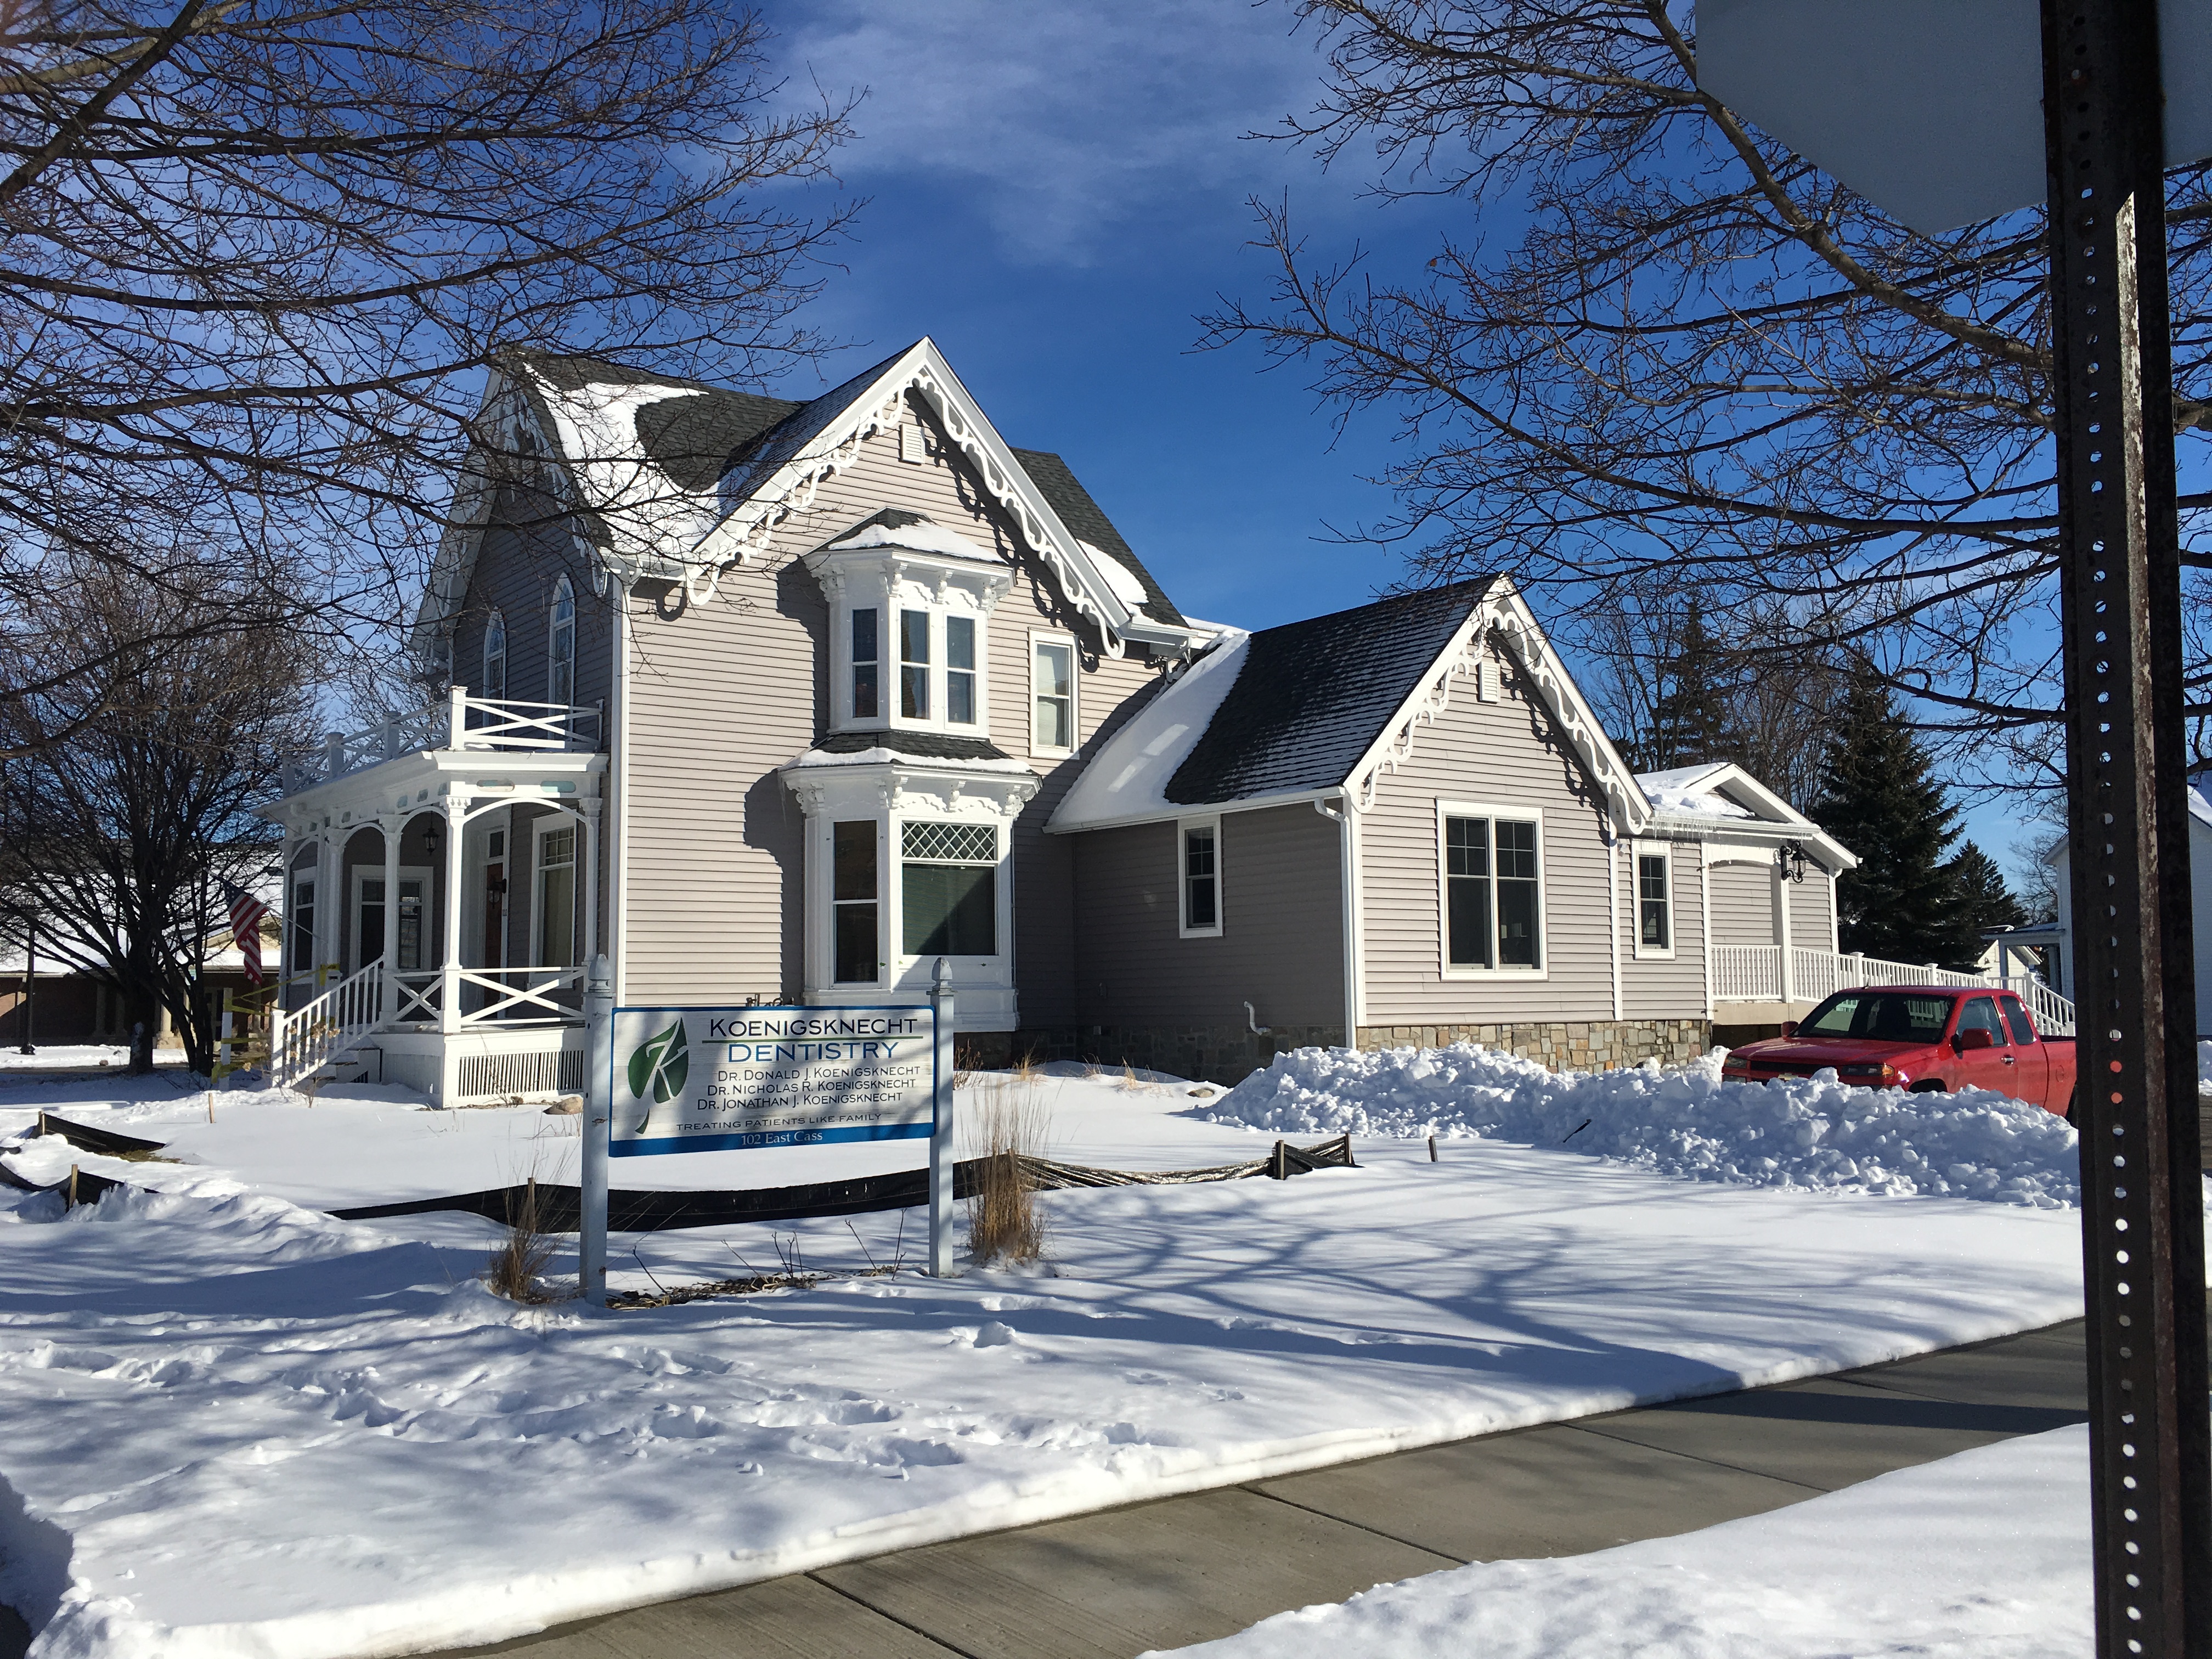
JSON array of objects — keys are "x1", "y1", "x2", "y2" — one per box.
[
  {"x1": 1712, "y1": 944, "x2": 2076, "y2": 1034},
  {"x1": 279, "y1": 686, "x2": 600, "y2": 793},
  {"x1": 387, "y1": 964, "x2": 583, "y2": 1027}
]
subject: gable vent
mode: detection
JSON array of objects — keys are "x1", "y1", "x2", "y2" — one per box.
[
  {"x1": 1476, "y1": 658, "x2": 1502, "y2": 702},
  {"x1": 899, "y1": 422, "x2": 928, "y2": 464}
]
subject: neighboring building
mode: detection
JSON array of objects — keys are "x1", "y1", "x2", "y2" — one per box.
[
  {"x1": 2047, "y1": 782, "x2": 2212, "y2": 1038},
  {"x1": 0, "y1": 928, "x2": 280, "y2": 1052},
  {"x1": 260, "y1": 338, "x2": 2057, "y2": 1100}
]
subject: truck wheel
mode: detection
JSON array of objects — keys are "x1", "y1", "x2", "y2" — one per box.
[{"x1": 1910, "y1": 1079, "x2": 1948, "y2": 1094}]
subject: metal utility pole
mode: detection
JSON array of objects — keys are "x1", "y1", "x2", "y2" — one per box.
[
  {"x1": 14, "y1": 907, "x2": 33, "y2": 1056},
  {"x1": 2041, "y1": 3, "x2": 2211, "y2": 1651}
]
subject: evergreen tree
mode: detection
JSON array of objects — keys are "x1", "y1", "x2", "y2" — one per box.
[
  {"x1": 1641, "y1": 603, "x2": 1736, "y2": 771},
  {"x1": 1935, "y1": 842, "x2": 2028, "y2": 973},
  {"x1": 1812, "y1": 674, "x2": 1963, "y2": 963}
]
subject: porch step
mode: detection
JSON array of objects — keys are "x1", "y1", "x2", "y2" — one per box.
[{"x1": 305, "y1": 1047, "x2": 383, "y2": 1092}]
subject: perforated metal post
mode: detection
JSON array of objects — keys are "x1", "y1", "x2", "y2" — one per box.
[
  {"x1": 2040, "y1": 3, "x2": 2211, "y2": 1652},
  {"x1": 929, "y1": 956, "x2": 958, "y2": 1278}
]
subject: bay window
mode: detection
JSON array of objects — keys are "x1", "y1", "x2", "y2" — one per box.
[
  {"x1": 1440, "y1": 806, "x2": 1544, "y2": 973},
  {"x1": 900, "y1": 609, "x2": 930, "y2": 719},
  {"x1": 833, "y1": 821, "x2": 879, "y2": 983},
  {"x1": 851, "y1": 609, "x2": 879, "y2": 720},
  {"x1": 946, "y1": 616, "x2": 977, "y2": 725}
]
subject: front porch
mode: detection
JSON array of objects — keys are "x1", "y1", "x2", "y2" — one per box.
[
  {"x1": 1712, "y1": 944, "x2": 2076, "y2": 1035},
  {"x1": 261, "y1": 687, "x2": 608, "y2": 1104}
]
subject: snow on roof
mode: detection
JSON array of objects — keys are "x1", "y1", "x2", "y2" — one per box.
[
  {"x1": 782, "y1": 744, "x2": 1039, "y2": 776},
  {"x1": 1048, "y1": 630, "x2": 1251, "y2": 831},
  {"x1": 823, "y1": 517, "x2": 1005, "y2": 563},
  {"x1": 1636, "y1": 764, "x2": 1757, "y2": 820},
  {"x1": 2191, "y1": 784, "x2": 2211, "y2": 830},
  {"x1": 1078, "y1": 539, "x2": 1150, "y2": 614}
]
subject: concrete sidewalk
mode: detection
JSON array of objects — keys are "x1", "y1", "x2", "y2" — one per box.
[{"x1": 436, "y1": 1317, "x2": 2091, "y2": 1659}]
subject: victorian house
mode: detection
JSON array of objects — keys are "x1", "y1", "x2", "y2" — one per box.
[{"x1": 259, "y1": 338, "x2": 2066, "y2": 1103}]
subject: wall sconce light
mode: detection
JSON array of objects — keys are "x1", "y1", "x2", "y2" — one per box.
[{"x1": 1780, "y1": 839, "x2": 1811, "y2": 884}]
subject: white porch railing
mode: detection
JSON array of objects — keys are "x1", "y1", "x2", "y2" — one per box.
[
  {"x1": 268, "y1": 958, "x2": 383, "y2": 1091},
  {"x1": 387, "y1": 965, "x2": 584, "y2": 1027},
  {"x1": 1712, "y1": 944, "x2": 2076, "y2": 1034},
  {"x1": 279, "y1": 686, "x2": 601, "y2": 793}
]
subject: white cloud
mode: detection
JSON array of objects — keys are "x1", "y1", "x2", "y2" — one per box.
[{"x1": 771, "y1": 2, "x2": 1335, "y2": 263}]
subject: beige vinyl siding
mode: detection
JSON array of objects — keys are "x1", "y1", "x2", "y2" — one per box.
[
  {"x1": 1788, "y1": 872, "x2": 1835, "y2": 952},
  {"x1": 1358, "y1": 661, "x2": 1617, "y2": 1023},
  {"x1": 1706, "y1": 859, "x2": 1776, "y2": 946},
  {"x1": 1071, "y1": 804, "x2": 1344, "y2": 1029},
  {"x1": 1619, "y1": 839, "x2": 1707, "y2": 1022},
  {"x1": 617, "y1": 394, "x2": 1166, "y2": 1011}
]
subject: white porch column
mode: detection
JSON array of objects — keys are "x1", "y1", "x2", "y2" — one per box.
[
  {"x1": 1774, "y1": 850, "x2": 1796, "y2": 1004},
  {"x1": 314, "y1": 825, "x2": 339, "y2": 991},
  {"x1": 380, "y1": 812, "x2": 403, "y2": 1020},
  {"x1": 578, "y1": 798, "x2": 601, "y2": 969},
  {"x1": 438, "y1": 791, "x2": 469, "y2": 1034}
]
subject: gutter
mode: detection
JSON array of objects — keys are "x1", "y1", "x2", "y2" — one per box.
[
  {"x1": 1045, "y1": 786, "x2": 1351, "y2": 838},
  {"x1": 1313, "y1": 797, "x2": 1361, "y2": 1052}
]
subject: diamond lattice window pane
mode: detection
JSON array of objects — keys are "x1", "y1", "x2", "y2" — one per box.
[{"x1": 901, "y1": 821, "x2": 997, "y2": 864}]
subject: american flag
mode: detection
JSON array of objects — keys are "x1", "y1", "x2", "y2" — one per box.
[{"x1": 223, "y1": 884, "x2": 268, "y2": 985}]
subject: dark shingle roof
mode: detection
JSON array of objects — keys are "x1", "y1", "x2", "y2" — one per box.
[
  {"x1": 1165, "y1": 579, "x2": 1499, "y2": 806},
  {"x1": 1011, "y1": 448, "x2": 1184, "y2": 628},
  {"x1": 511, "y1": 349, "x2": 1186, "y2": 629},
  {"x1": 811, "y1": 731, "x2": 1024, "y2": 765}
]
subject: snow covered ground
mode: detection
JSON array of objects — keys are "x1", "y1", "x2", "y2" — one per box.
[
  {"x1": 0, "y1": 1059, "x2": 2101, "y2": 1659},
  {"x1": 1154, "y1": 1426, "x2": 2092, "y2": 1659},
  {"x1": 0, "y1": 1047, "x2": 187, "y2": 1074},
  {"x1": 1210, "y1": 1046, "x2": 2080, "y2": 1206}
]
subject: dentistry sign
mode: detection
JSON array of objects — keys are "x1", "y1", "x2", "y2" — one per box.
[{"x1": 608, "y1": 1005, "x2": 936, "y2": 1157}]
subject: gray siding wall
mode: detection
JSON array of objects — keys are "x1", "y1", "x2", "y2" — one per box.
[
  {"x1": 458, "y1": 485, "x2": 614, "y2": 973},
  {"x1": 616, "y1": 393, "x2": 1165, "y2": 1010},
  {"x1": 1070, "y1": 803, "x2": 1344, "y2": 1030},
  {"x1": 1619, "y1": 839, "x2": 1708, "y2": 1022},
  {"x1": 1788, "y1": 873, "x2": 1835, "y2": 951},
  {"x1": 1358, "y1": 652, "x2": 1620, "y2": 1024},
  {"x1": 1706, "y1": 860, "x2": 1776, "y2": 946}
]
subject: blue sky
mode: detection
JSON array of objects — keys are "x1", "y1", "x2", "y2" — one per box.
[{"x1": 748, "y1": 2, "x2": 2029, "y2": 870}]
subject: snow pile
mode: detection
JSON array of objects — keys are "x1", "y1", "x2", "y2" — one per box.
[
  {"x1": 1156, "y1": 1426, "x2": 2090, "y2": 1659},
  {"x1": 2200, "y1": 1039, "x2": 2211, "y2": 1097},
  {"x1": 1209, "y1": 1046, "x2": 2079, "y2": 1207}
]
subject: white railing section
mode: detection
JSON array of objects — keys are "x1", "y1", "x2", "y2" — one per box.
[
  {"x1": 387, "y1": 965, "x2": 583, "y2": 1027},
  {"x1": 279, "y1": 686, "x2": 601, "y2": 793},
  {"x1": 269, "y1": 958, "x2": 384, "y2": 1090},
  {"x1": 1712, "y1": 944, "x2": 2075, "y2": 1034}
]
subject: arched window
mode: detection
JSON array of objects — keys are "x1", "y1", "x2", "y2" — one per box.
[
  {"x1": 548, "y1": 576, "x2": 575, "y2": 707},
  {"x1": 482, "y1": 610, "x2": 506, "y2": 701}
]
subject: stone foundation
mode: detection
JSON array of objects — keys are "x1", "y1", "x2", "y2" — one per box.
[
  {"x1": 1354, "y1": 1017, "x2": 1710, "y2": 1071},
  {"x1": 998, "y1": 1024, "x2": 1345, "y2": 1087},
  {"x1": 984, "y1": 1015, "x2": 1709, "y2": 1085}
]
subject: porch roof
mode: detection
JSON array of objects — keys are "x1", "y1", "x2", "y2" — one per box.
[{"x1": 258, "y1": 746, "x2": 605, "y2": 830}]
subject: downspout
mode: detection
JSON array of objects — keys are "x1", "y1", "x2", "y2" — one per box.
[
  {"x1": 1606, "y1": 830, "x2": 1623, "y2": 1023},
  {"x1": 608, "y1": 577, "x2": 634, "y2": 1005},
  {"x1": 1314, "y1": 795, "x2": 1359, "y2": 1052}
]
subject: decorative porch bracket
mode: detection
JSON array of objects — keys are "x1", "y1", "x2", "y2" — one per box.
[{"x1": 2042, "y1": 2, "x2": 2212, "y2": 1651}]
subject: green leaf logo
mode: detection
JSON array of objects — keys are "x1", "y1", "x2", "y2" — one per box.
[{"x1": 625, "y1": 1019, "x2": 689, "y2": 1131}]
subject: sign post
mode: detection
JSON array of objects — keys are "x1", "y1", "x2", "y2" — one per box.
[
  {"x1": 930, "y1": 957, "x2": 958, "y2": 1278},
  {"x1": 1699, "y1": 5, "x2": 2211, "y2": 1651},
  {"x1": 580, "y1": 952, "x2": 612, "y2": 1307}
]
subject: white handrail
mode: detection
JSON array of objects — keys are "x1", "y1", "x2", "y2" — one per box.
[
  {"x1": 386, "y1": 964, "x2": 583, "y2": 1026},
  {"x1": 268, "y1": 958, "x2": 384, "y2": 1090},
  {"x1": 279, "y1": 691, "x2": 601, "y2": 793},
  {"x1": 1715, "y1": 944, "x2": 2075, "y2": 1034}
]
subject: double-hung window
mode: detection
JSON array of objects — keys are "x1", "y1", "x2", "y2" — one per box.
[
  {"x1": 901, "y1": 821, "x2": 997, "y2": 956},
  {"x1": 1441, "y1": 808, "x2": 1544, "y2": 972},
  {"x1": 1635, "y1": 849, "x2": 1672, "y2": 956},
  {"x1": 548, "y1": 576, "x2": 575, "y2": 708},
  {"x1": 899, "y1": 610, "x2": 930, "y2": 719},
  {"x1": 833, "y1": 821, "x2": 879, "y2": 983},
  {"x1": 1178, "y1": 817, "x2": 1221, "y2": 938},
  {"x1": 851, "y1": 610, "x2": 880, "y2": 720},
  {"x1": 535, "y1": 823, "x2": 576, "y2": 967},
  {"x1": 1032, "y1": 635, "x2": 1074, "y2": 753},
  {"x1": 946, "y1": 616, "x2": 977, "y2": 725},
  {"x1": 482, "y1": 610, "x2": 506, "y2": 700}
]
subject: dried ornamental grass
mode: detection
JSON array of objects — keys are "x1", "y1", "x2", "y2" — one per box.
[
  {"x1": 487, "y1": 1177, "x2": 560, "y2": 1303},
  {"x1": 966, "y1": 1079, "x2": 1050, "y2": 1266}
]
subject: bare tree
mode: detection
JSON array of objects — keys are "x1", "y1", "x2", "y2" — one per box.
[
  {"x1": 1203, "y1": 0, "x2": 2212, "y2": 791},
  {"x1": 0, "y1": 0, "x2": 857, "y2": 753},
  {"x1": 0, "y1": 560, "x2": 313, "y2": 1071}
]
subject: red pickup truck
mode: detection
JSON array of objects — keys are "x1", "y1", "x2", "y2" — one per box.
[{"x1": 1720, "y1": 986, "x2": 2077, "y2": 1117}]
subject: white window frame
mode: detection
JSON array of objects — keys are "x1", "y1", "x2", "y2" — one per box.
[
  {"x1": 349, "y1": 864, "x2": 433, "y2": 974},
  {"x1": 1177, "y1": 814, "x2": 1223, "y2": 939},
  {"x1": 834, "y1": 598, "x2": 991, "y2": 737},
  {"x1": 531, "y1": 816, "x2": 579, "y2": 968},
  {"x1": 893, "y1": 817, "x2": 1006, "y2": 965},
  {"x1": 1030, "y1": 630, "x2": 1078, "y2": 757},
  {"x1": 1632, "y1": 842, "x2": 1675, "y2": 960},
  {"x1": 547, "y1": 575, "x2": 576, "y2": 708},
  {"x1": 1436, "y1": 800, "x2": 1548, "y2": 979},
  {"x1": 481, "y1": 609, "x2": 506, "y2": 701}
]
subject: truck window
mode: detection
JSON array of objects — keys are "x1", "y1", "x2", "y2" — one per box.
[
  {"x1": 1958, "y1": 996, "x2": 2006, "y2": 1044},
  {"x1": 2000, "y1": 997, "x2": 2039, "y2": 1045},
  {"x1": 1799, "y1": 992, "x2": 1956, "y2": 1040}
]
